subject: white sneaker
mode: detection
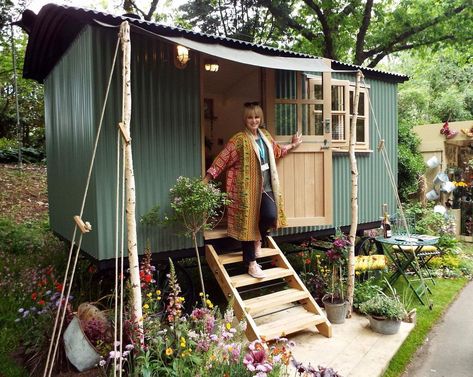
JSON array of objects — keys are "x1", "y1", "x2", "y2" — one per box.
[{"x1": 248, "y1": 263, "x2": 266, "y2": 279}]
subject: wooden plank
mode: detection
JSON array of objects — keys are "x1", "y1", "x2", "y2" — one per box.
[
  {"x1": 244, "y1": 288, "x2": 309, "y2": 315},
  {"x1": 219, "y1": 248, "x2": 280, "y2": 265},
  {"x1": 205, "y1": 245, "x2": 260, "y2": 341},
  {"x1": 231, "y1": 267, "x2": 293, "y2": 288},
  {"x1": 257, "y1": 307, "x2": 327, "y2": 340}
]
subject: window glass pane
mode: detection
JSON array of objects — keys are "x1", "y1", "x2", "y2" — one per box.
[
  {"x1": 302, "y1": 104, "x2": 323, "y2": 135},
  {"x1": 275, "y1": 104, "x2": 297, "y2": 135},
  {"x1": 332, "y1": 114, "x2": 345, "y2": 140},
  {"x1": 356, "y1": 118, "x2": 365, "y2": 142},
  {"x1": 276, "y1": 70, "x2": 297, "y2": 99},
  {"x1": 350, "y1": 91, "x2": 365, "y2": 115},
  {"x1": 303, "y1": 79, "x2": 323, "y2": 100},
  {"x1": 332, "y1": 86, "x2": 345, "y2": 111}
]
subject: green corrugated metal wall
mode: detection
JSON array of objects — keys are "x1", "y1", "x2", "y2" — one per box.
[
  {"x1": 45, "y1": 26, "x2": 201, "y2": 260},
  {"x1": 276, "y1": 72, "x2": 398, "y2": 236}
]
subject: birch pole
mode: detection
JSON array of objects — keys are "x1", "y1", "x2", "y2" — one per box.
[
  {"x1": 346, "y1": 70, "x2": 362, "y2": 317},
  {"x1": 119, "y1": 21, "x2": 143, "y2": 341}
]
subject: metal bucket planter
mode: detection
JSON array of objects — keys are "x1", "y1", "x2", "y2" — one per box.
[
  {"x1": 323, "y1": 298, "x2": 348, "y2": 324},
  {"x1": 367, "y1": 315, "x2": 401, "y2": 335},
  {"x1": 433, "y1": 172, "x2": 449, "y2": 186},
  {"x1": 426, "y1": 156, "x2": 440, "y2": 169},
  {"x1": 63, "y1": 316, "x2": 101, "y2": 372}
]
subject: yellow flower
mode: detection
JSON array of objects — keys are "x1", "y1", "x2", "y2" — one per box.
[
  {"x1": 199, "y1": 292, "x2": 204, "y2": 297},
  {"x1": 143, "y1": 303, "x2": 149, "y2": 309},
  {"x1": 165, "y1": 347, "x2": 173, "y2": 356},
  {"x1": 146, "y1": 292, "x2": 152, "y2": 298},
  {"x1": 157, "y1": 296, "x2": 162, "y2": 301},
  {"x1": 156, "y1": 290, "x2": 161, "y2": 295},
  {"x1": 225, "y1": 322, "x2": 231, "y2": 330},
  {"x1": 180, "y1": 337, "x2": 186, "y2": 347},
  {"x1": 206, "y1": 299, "x2": 213, "y2": 308}
]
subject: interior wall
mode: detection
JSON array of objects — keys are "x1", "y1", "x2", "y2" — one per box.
[{"x1": 203, "y1": 57, "x2": 260, "y2": 167}]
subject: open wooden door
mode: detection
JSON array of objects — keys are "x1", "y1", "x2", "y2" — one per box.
[{"x1": 264, "y1": 67, "x2": 333, "y2": 227}]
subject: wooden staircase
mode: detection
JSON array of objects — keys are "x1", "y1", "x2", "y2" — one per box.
[{"x1": 205, "y1": 236, "x2": 332, "y2": 341}]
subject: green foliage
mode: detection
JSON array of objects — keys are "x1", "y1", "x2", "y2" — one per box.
[
  {"x1": 353, "y1": 277, "x2": 383, "y2": 311},
  {"x1": 397, "y1": 124, "x2": 426, "y2": 201},
  {"x1": 174, "y1": 0, "x2": 472, "y2": 67},
  {"x1": 0, "y1": 217, "x2": 47, "y2": 254},
  {"x1": 133, "y1": 257, "x2": 293, "y2": 377},
  {"x1": 359, "y1": 291, "x2": 407, "y2": 321},
  {"x1": 168, "y1": 176, "x2": 230, "y2": 237}
]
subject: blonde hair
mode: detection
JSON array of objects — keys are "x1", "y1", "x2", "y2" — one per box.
[{"x1": 243, "y1": 103, "x2": 264, "y2": 126}]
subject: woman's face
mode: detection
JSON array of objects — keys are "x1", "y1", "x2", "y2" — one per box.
[{"x1": 245, "y1": 112, "x2": 261, "y2": 134}]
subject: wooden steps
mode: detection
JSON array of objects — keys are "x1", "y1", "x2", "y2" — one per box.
[{"x1": 205, "y1": 236, "x2": 332, "y2": 341}]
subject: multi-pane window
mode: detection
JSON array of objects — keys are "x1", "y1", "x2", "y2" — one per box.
[
  {"x1": 275, "y1": 71, "x2": 325, "y2": 137},
  {"x1": 274, "y1": 72, "x2": 370, "y2": 150}
]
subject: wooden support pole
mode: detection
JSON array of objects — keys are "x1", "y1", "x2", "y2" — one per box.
[
  {"x1": 119, "y1": 21, "x2": 144, "y2": 344},
  {"x1": 346, "y1": 70, "x2": 362, "y2": 317}
]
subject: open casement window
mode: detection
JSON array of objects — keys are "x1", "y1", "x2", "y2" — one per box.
[
  {"x1": 329, "y1": 78, "x2": 370, "y2": 150},
  {"x1": 264, "y1": 69, "x2": 333, "y2": 227}
]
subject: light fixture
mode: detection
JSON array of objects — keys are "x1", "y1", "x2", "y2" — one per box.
[
  {"x1": 175, "y1": 45, "x2": 190, "y2": 69},
  {"x1": 204, "y1": 59, "x2": 219, "y2": 72}
]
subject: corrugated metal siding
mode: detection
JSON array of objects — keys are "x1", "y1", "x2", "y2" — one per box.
[
  {"x1": 275, "y1": 72, "x2": 398, "y2": 237},
  {"x1": 44, "y1": 27, "x2": 100, "y2": 258},
  {"x1": 45, "y1": 26, "x2": 201, "y2": 260}
]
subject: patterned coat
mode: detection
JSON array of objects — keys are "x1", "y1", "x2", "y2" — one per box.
[{"x1": 207, "y1": 128, "x2": 290, "y2": 241}]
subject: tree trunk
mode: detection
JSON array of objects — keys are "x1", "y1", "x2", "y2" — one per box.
[
  {"x1": 120, "y1": 21, "x2": 143, "y2": 343},
  {"x1": 346, "y1": 70, "x2": 362, "y2": 317}
]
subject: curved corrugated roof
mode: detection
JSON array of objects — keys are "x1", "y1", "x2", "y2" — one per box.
[{"x1": 20, "y1": 3, "x2": 408, "y2": 83}]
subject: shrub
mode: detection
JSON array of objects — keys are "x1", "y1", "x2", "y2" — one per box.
[{"x1": 358, "y1": 292, "x2": 407, "y2": 321}]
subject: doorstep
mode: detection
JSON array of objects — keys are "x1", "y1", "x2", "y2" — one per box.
[{"x1": 287, "y1": 311, "x2": 415, "y2": 377}]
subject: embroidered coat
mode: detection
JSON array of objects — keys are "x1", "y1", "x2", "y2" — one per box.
[{"x1": 207, "y1": 128, "x2": 289, "y2": 241}]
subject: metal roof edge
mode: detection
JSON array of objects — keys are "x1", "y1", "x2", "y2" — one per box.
[{"x1": 19, "y1": 3, "x2": 408, "y2": 83}]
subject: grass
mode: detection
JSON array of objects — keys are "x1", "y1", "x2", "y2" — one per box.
[{"x1": 381, "y1": 242, "x2": 473, "y2": 377}]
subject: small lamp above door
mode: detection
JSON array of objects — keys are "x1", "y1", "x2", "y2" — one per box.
[{"x1": 204, "y1": 59, "x2": 219, "y2": 72}]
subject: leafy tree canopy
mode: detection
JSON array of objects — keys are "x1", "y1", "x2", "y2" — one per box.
[{"x1": 171, "y1": 0, "x2": 473, "y2": 67}]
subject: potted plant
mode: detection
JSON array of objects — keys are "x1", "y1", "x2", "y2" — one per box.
[
  {"x1": 358, "y1": 289, "x2": 407, "y2": 335},
  {"x1": 63, "y1": 303, "x2": 113, "y2": 371},
  {"x1": 321, "y1": 231, "x2": 349, "y2": 324}
]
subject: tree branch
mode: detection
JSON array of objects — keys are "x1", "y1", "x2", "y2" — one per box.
[
  {"x1": 259, "y1": 0, "x2": 320, "y2": 46},
  {"x1": 301, "y1": 0, "x2": 336, "y2": 58},
  {"x1": 365, "y1": 3, "x2": 469, "y2": 60},
  {"x1": 354, "y1": 0, "x2": 373, "y2": 65},
  {"x1": 367, "y1": 34, "x2": 469, "y2": 67}
]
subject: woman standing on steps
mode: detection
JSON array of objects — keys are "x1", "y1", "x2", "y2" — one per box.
[{"x1": 204, "y1": 102, "x2": 302, "y2": 278}]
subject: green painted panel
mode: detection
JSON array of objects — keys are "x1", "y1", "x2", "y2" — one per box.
[{"x1": 45, "y1": 26, "x2": 201, "y2": 261}]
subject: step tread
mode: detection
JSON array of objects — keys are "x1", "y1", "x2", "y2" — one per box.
[
  {"x1": 256, "y1": 306, "x2": 326, "y2": 340},
  {"x1": 243, "y1": 288, "x2": 309, "y2": 315},
  {"x1": 231, "y1": 267, "x2": 293, "y2": 288},
  {"x1": 219, "y1": 248, "x2": 280, "y2": 264}
]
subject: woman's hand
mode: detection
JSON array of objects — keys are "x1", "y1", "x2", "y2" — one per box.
[{"x1": 291, "y1": 131, "x2": 302, "y2": 149}]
